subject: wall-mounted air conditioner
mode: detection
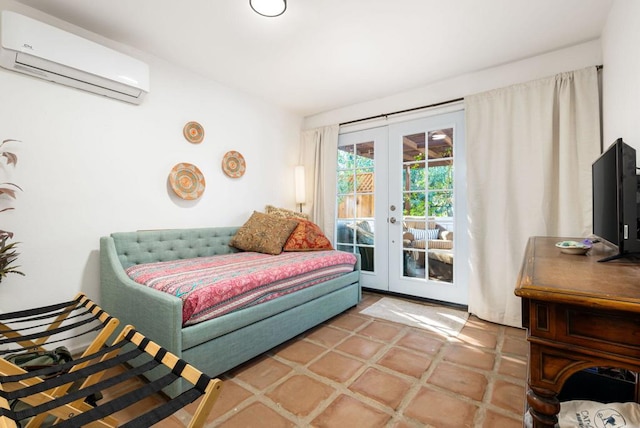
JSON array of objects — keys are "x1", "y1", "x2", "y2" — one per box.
[{"x1": 0, "y1": 11, "x2": 149, "y2": 104}]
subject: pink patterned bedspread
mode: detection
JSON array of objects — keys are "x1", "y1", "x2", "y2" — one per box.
[{"x1": 125, "y1": 251, "x2": 357, "y2": 326}]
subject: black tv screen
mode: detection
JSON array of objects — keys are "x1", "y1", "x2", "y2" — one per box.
[{"x1": 592, "y1": 138, "x2": 640, "y2": 261}]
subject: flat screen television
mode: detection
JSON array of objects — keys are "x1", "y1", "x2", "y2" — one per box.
[{"x1": 592, "y1": 138, "x2": 640, "y2": 262}]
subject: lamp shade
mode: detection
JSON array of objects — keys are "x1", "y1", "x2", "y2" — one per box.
[
  {"x1": 294, "y1": 165, "x2": 306, "y2": 204},
  {"x1": 250, "y1": 0, "x2": 287, "y2": 17}
]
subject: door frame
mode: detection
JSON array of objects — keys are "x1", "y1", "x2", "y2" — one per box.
[
  {"x1": 336, "y1": 109, "x2": 468, "y2": 305},
  {"x1": 387, "y1": 110, "x2": 468, "y2": 305},
  {"x1": 336, "y1": 126, "x2": 389, "y2": 291}
]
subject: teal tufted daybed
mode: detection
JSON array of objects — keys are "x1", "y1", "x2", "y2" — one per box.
[{"x1": 100, "y1": 227, "x2": 361, "y2": 397}]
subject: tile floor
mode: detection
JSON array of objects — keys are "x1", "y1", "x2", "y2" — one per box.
[{"x1": 120, "y1": 291, "x2": 529, "y2": 427}]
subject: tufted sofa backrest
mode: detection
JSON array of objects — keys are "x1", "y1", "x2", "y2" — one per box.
[{"x1": 111, "y1": 227, "x2": 240, "y2": 269}]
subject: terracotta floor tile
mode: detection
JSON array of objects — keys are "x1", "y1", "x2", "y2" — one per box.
[
  {"x1": 218, "y1": 402, "x2": 295, "y2": 428},
  {"x1": 427, "y1": 361, "x2": 488, "y2": 401},
  {"x1": 308, "y1": 351, "x2": 364, "y2": 383},
  {"x1": 490, "y1": 379, "x2": 526, "y2": 414},
  {"x1": 482, "y1": 409, "x2": 523, "y2": 428},
  {"x1": 376, "y1": 347, "x2": 432, "y2": 378},
  {"x1": 349, "y1": 367, "x2": 412, "y2": 409},
  {"x1": 326, "y1": 313, "x2": 369, "y2": 331},
  {"x1": 103, "y1": 292, "x2": 531, "y2": 427},
  {"x1": 442, "y1": 343, "x2": 496, "y2": 371},
  {"x1": 358, "y1": 320, "x2": 404, "y2": 341},
  {"x1": 358, "y1": 293, "x2": 382, "y2": 307},
  {"x1": 305, "y1": 325, "x2": 350, "y2": 348},
  {"x1": 100, "y1": 366, "x2": 147, "y2": 399},
  {"x1": 151, "y1": 415, "x2": 186, "y2": 427},
  {"x1": 336, "y1": 335, "x2": 384, "y2": 359},
  {"x1": 504, "y1": 325, "x2": 527, "y2": 338},
  {"x1": 498, "y1": 354, "x2": 528, "y2": 380},
  {"x1": 110, "y1": 395, "x2": 166, "y2": 425},
  {"x1": 396, "y1": 329, "x2": 445, "y2": 355},
  {"x1": 184, "y1": 379, "x2": 251, "y2": 422},
  {"x1": 311, "y1": 394, "x2": 391, "y2": 427},
  {"x1": 275, "y1": 339, "x2": 326, "y2": 364},
  {"x1": 232, "y1": 356, "x2": 292, "y2": 390},
  {"x1": 465, "y1": 315, "x2": 501, "y2": 333},
  {"x1": 456, "y1": 325, "x2": 498, "y2": 349},
  {"x1": 502, "y1": 336, "x2": 529, "y2": 357},
  {"x1": 404, "y1": 387, "x2": 478, "y2": 428},
  {"x1": 389, "y1": 421, "x2": 423, "y2": 428},
  {"x1": 266, "y1": 374, "x2": 335, "y2": 417}
]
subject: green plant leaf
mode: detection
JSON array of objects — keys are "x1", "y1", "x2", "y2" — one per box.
[
  {"x1": 0, "y1": 188, "x2": 18, "y2": 199},
  {"x1": 0, "y1": 182, "x2": 22, "y2": 190},
  {"x1": 0, "y1": 138, "x2": 22, "y2": 282},
  {"x1": 0, "y1": 240, "x2": 24, "y2": 279},
  {"x1": 0, "y1": 183, "x2": 22, "y2": 199},
  {"x1": 1, "y1": 152, "x2": 17, "y2": 166},
  {"x1": 0, "y1": 230, "x2": 14, "y2": 239}
]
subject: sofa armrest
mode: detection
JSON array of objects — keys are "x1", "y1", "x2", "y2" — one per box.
[
  {"x1": 99, "y1": 236, "x2": 183, "y2": 356},
  {"x1": 440, "y1": 230, "x2": 453, "y2": 241}
]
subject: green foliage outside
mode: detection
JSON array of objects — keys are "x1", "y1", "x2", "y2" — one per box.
[
  {"x1": 403, "y1": 161, "x2": 454, "y2": 217},
  {"x1": 337, "y1": 144, "x2": 454, "y2": 218},
  {"x1": 337, "y1": 146, "x2": 375, "y2": 213}
]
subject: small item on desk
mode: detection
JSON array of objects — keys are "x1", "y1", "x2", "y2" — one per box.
[{"x1": 555, "y1": 240, "x2": 592, "y2": 255}]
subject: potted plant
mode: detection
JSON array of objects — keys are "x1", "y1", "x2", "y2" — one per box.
[{"x1": 0, "y1": 139, "x2": 24, "y2": 282}]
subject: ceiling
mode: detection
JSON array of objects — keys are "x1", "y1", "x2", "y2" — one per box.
[{"x1": 14, "y1": 0, "x2": 614, "y2": 117}]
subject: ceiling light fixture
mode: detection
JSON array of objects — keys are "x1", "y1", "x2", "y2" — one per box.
[
  {"x1": 432, "y1": 134, "x2": 447, "y2": 140},
  {"x1": 250, "y1": 0, "x2": 287, "y2": 17}
]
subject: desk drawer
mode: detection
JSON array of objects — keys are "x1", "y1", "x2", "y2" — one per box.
[{"x1": 529, "y1": 301, "x2": 640, "y2": 359}]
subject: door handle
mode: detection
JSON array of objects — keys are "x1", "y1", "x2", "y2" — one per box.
[{"x1": 389, "y1": 217, "x2": 396, "y2": 224}]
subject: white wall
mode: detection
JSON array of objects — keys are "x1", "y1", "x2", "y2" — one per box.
[
  {"x1": 304, "y1": 40, "x2": 603, "y2": 130},
  {"x1": 0, "y1": 2, "x2": 302, "y2": 312},
  {"x1": 307, "y1": 0, "x2": 638, "y2": 151},
  {"x1": 601, "y1": 0, "x2": 640, "y2": 156}
]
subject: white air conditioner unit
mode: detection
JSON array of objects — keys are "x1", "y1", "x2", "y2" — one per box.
[{"x1": 0, "y1": 11, "x2": 149, "y2": 104}]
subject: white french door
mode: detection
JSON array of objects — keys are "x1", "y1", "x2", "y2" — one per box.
[
  {"x1": 335, "y1": 127, "x2": 389, "y2": 290},
  {"x1": 336, "y1": 110, "x2": 468, "y2": 305}
]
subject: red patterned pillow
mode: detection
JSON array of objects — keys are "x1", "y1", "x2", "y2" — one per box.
[{"x1": 283, "y1": 218, "x2": 333, "y2": 251}]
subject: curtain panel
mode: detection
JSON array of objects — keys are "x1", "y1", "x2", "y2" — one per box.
[
  {"x1": 299, "y1": 125, "x2": 339, "y2": 238},
  {"x1": 465, "y1": 66, "x2": 601, "y2": 327}
]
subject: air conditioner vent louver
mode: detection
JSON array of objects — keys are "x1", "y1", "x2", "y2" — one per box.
[{"x1": 0, "y1": 11, "x2": 149, "y2": 104}]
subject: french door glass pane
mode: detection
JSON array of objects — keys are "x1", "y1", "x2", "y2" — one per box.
[
  {"x1": 428, "y1": 190, "x2": 453, "y2": 217},
  {"x1": 336, "y1": 142, "x2": 375, "y2": 272},
  {"x1": 401, "y1": 127, "x2": 454, "y2": 282}
]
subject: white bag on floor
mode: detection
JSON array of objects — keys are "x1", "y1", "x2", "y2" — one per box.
[
  {"x1": 558, "y1": 400, "x2": 640, "y2": 428},
  {"x1": 524, "y1": 400, "x2": 640, "y2": 428}
]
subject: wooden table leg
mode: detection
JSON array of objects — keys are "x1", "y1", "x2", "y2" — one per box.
[{"x1": 527, "y1": 386, "x2": 561, "y2": 428}]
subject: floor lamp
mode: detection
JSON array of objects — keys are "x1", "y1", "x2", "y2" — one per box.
[{"x1": 294, "y1": 165, "x2": 305, "y2": 213}]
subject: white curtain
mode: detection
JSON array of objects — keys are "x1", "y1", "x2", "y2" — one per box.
[
  {"x1": 299, "y1": 125, "x2": 339, "y2": 237},
  {"x1": 465, "y1": 67, "x2": 601, "y2": 327}
]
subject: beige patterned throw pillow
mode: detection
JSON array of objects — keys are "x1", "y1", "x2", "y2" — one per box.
[
  {"x1": 265, "y1": 205, "x2": 309, "y2": 220},
  {"x1": 229, "y1": 211, "x2": 299, "y2": 255}
]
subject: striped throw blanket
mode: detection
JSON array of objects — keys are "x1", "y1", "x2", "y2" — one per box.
[{"x1": 125, "y1": 251, "x2": 357, "y2": 326}]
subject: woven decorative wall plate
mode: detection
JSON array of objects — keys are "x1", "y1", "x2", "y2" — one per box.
[
  {"x1": 183, "y1": 121, "x2": 204, "y2": 144},
  {"x1": 169, "y1": 163, "x2": 205, "y2": 200},
  {"x1": 222, "y1": 151, "x2": 246, "y2": 178}
]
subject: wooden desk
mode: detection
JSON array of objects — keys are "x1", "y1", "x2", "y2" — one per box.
[{"x1": 515, "y1": 236, "x2": 640, "y2": 428}]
